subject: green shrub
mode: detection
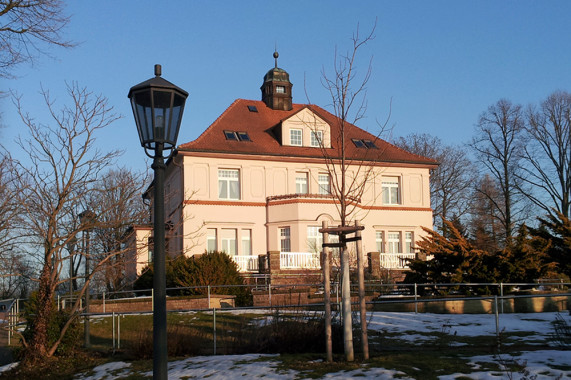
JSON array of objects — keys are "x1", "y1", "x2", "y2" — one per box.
[{"x1": 134, "y1": 251, "x2": 253, "y2": 306}]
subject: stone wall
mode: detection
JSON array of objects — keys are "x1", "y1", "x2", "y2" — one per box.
[{"x1": 89, "y1": 295, "x2": 235, "y2": 314}]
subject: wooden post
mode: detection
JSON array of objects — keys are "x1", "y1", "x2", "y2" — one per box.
[
  {"x1": 322, "y1": 220, "x2": 333, "y2": 362},
  {"x1": 340, "y1": 234, "x2": 354, "y2": 361},
  {"x1": 355, "y1": 220, "x2": 368, "y2": 359}
]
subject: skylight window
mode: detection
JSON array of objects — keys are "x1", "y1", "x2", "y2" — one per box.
[
  {"x1": 363, "y1": 140, "x2": 378, "y2": 149},
  {"x1": 224, "y1": 130, "x2": 251, "y2": 142},
  {"x1": 352, "y1": 138, "x2": 378, "y2": 149},
  {"x1": 247, "y1": 105, "x2": 258, "y2": 112},
  {"x1": 237, "y1": 132, "x2": 251, "y2": 141},
  {"x1": 224, "y1": 131, "x2": 239, "y2": 140}
]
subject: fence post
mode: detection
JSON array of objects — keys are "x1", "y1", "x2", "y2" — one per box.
[
  {"x1": 268, "y1": 284, "x2": 272, "y2": 307},
  {"x1": 500, "y1": 283, "x2": 504, "y2": 314},
  {"x1": 103, "y1": 291, "x2": 106, "y2": 313},
  {"x1": 414, "y1": 283, "x2": 418, "y2": 314},
  {"x1": 208, "y1": 285, "x2": 211, "y2": 309},
  {"x1": 494, "y1": 295, "x2": 500, "y2": 343},
  {"x1": 112, "y1": 311, "x2": 116, "y2": 350},
  {"x1": 118, "y1": 314, "x2": 121, "y2": 350},
  {"x1": 213, "y1": 307, "x2": 217, "y2": 355}
]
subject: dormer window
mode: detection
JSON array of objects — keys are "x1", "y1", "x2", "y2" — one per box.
[
  {"x1": 290, "y1": 129, "x2": 302, "y2": 146},
  {"x1": 310, "y1": 130, "x2": 323, "y2": 147}
]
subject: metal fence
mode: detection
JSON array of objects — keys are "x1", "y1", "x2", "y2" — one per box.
[{"x1": 1, "y1": 281, "x2": 569, "y2": 351}]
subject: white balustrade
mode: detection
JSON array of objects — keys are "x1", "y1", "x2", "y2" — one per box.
[
  {"x1": 233, "y1": 255, "x2": 259, "y2": 272},
  {"x1": 280, "y1": 252, "x2": 320, "y2": 269},
  {"x1": 379, "y1": 253, "x2": 416, "y2": 269}
]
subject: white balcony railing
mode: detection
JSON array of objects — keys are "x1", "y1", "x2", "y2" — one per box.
[
  {"x1": 280, "y1": 252, "x2": 320, "y2": 269},
  {"x1": 233, "y1": 255, "x2": 259, "y2": 272},
  {"x1": 379, "y1": 253, "x2": 416, "y2": 269},
  {"x1": 233, "y1": 252, "x2": 415, "y2": 272}
]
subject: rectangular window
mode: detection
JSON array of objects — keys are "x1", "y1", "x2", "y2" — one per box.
[
  {"x1": 296, "y1": 172, "x2": 308, "y2": 194},
  {"x1": 276, "y1": 85, "x2": 286, "y2": 94},
  {"x1": 405, "y1": 231, "x2": 414, "y2": 254},
  {"x1": 307, "y1": 226, "x2": 323, "y2": 253},
  {"x1": 290, "y1": 129, "x2": 302, "y2": 146},
  {"x1": 280, "y1": 227, "x2": 291, "y2": 252},
  {"x1": 318, "y1": 173, "x2": 331, "y2": 195},
  {"x1": 221, "y1": 228, "x2": 237, "y2": 256},
  {"x1": 375, "y1": 231, "x2": 384, "y2": 253},
  {"x1": 387, "y1": 232, "x2": 401, "y2": 254},
  {"x1": 382, "y1": 177, "x2": 400, "y2": 205},
  {"x1": 207, "y1": 228, "x2": 217, "y2": 252},
  {"x1": 310, "y1": 130, "x2": 323, "y2": 147},
  {"x1": 218, "y1": 169, "x2": 240, "y2": 200},
  {"x1": 224, "y1": 130, "x2": 238, "y2": 140},
  {"x1": 241, "y1": 229, "x2": 252, "y2": 256}
]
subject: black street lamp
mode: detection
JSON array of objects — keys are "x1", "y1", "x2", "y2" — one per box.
[{"x1": 128, "y1": 64, "x2": 188, "y2": 380}]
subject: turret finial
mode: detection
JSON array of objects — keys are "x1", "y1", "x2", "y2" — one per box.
[{"x1": 273, "y1": 50, "x2": 279, "y2": 68}]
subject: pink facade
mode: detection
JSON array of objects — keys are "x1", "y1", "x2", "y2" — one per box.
[{"x1": 129, "y1": 59, "x2": 437, "y2": 274}]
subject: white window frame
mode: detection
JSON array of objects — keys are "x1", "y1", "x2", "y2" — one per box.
[
  {"x1": 280, "y1": 227, "x2": 291, "y2": 252},
  {"x1": 387, "y1": 232, "x2": 401, "y2": 254},
  {"x1": 307, "y1": 226, "x2": 322, "y2": 253},
  {"x1": 375, "y1": 231, "x2": 384, "y2": 253},
  {"x1": 405, "y1": 231, "x2": 414, "y2": 254},
  {"x1": 241, "y1": 229, "x2": 252, "y2": 256},
  {"x1": 290, "y1": 128, "x2": 302, "y2": 146},
  {"x1": 382, "y1": 177, "x2": 400, "y2": 205},
  {"x1": 318, "y1": 173, "x2": 331, "y2": 195},
  {"x1": 218, "y1": 169, "x2": 240, "y2": 200},
  {"x1": 310, "y1": 130, "x2": 323, "y2": 147},
  {"x1": 207, "y1": 228, "x2": 217, "y2": 252},
  {"x1": 221, "y1": 228, "x2": 237, "y2": 256},
  {"x1": 276, "y1": 85, "x2": 286, "y2": 94},
  {"x1": 296, "y1": 172, "x2": 308, "y2": 194}
]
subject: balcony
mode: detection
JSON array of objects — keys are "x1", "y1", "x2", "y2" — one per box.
[
  {"x1": 280, "y1": 252, "x2": 320, "y2": 269},
  {"x1": 380, "y1": 253, "x2": 416, "y2": 269},
  {"x1": 233, "y1": 252, "x2": 415, "y2": 272},
  {"x1": 233, "y1": 255, "x2": 259, "y2": 272}
]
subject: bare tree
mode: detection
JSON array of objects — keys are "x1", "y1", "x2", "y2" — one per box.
[
  {"x1": 313, "y1": 21, "x2": 389, "y2": 362},
  {"x1": 521, "y1": 91, "x2": 571, "y2": 218},
  {"x1": 470, "y1": 99, "x2": 528, "y2": 245},
  {"x1": 87, "y1": 168, "x2": 149, "y2": 293},
  {"x1": 0, "y1": 154, "x2": 28, "y2": 296},
  {"x1": 9, "y1": 82, "x2": 122, "y2": 362},
  {"x1": 0, "y1": 0, "x2": 74, "y2": 78},
  {"x1": 469, "y1": 174, "x2": 503, "y2": 252},
  {"x1": 393, "y1": 133, "x2": 473, "y2": 233}
]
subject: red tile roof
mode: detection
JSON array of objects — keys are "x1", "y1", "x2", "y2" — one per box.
[{"x1": 178, "y1": 99, "x2": 438, "y2": 166}]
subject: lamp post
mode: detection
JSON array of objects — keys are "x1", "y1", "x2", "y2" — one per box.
[
  {"x1": 128, "y1": 64, "x2": 188, "y2": 380},
  {"x1": 79, "y1": 209, "x2": 96, "y2": 348}
]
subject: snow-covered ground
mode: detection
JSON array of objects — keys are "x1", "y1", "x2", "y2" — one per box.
[{"x1": 2, "y1": 311, "x2": 569, "y2": 379}]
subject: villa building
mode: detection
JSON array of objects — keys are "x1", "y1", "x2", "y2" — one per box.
[{"x1": 126, "y1": 55, "x2": 438, "y2": 279}]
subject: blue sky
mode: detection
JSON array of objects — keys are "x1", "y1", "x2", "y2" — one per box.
[{"x1": 2, "y1": 0, "x2": 571, "y2": 172}]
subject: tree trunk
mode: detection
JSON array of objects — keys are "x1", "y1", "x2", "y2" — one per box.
[{"x1": 26, "y1": 264, "x2": 53, "y2": 362}]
